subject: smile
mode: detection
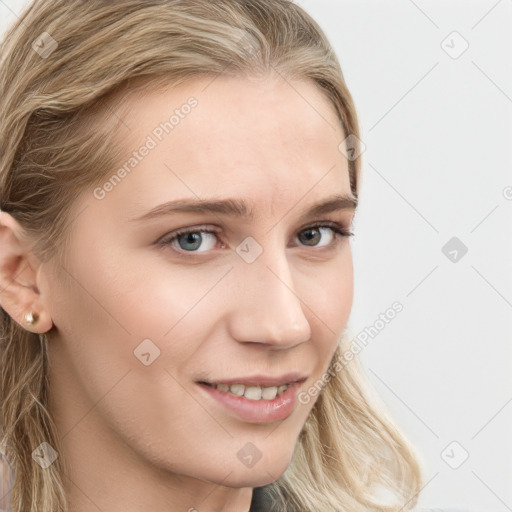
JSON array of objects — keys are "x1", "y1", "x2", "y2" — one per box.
[{"x1": 202, "y1": 382, "x2": 292, "y2": 401}]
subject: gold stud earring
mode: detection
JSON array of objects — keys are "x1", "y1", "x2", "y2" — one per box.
[{"x1": 24, "y1": 312, "x2": 39, "y2": 325}]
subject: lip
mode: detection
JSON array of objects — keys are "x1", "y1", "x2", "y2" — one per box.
[
  {"x1": 197, "y1": 381, "x2": 303, "y2": 424},
  {"x1": 199, "y1": 372, "x2": 308, "y2": 388}
]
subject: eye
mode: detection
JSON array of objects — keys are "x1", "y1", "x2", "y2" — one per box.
[
  {"x1": 157, "y1": 222, "x2": 354, "y2": 255},
  {"x1": 296, "y1": 223, "x2": 353, "y2": 248},
  {"x1": 161, "y1": 226, "x2": 220, "y2": 253}
]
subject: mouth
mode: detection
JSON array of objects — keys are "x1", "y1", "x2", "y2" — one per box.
[
  {"x1": 196, "y1": 376, "x2": 307, "y2": 423},
  {"x1": 198, "y1": 381, "x2": 293, "y2": 401},
  {"x1": 196, "y1": 374, "x2": 308, "y2": 402}
]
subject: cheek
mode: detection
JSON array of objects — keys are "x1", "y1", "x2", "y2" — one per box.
[
  {"x1": 303, "y1": 251, "x2": 354, "y2": 366},
  {"x1": 117, "y1": 257, "x2": 235, "y2": 339},
  {"x1": 47, "y1": 247, "x2": 177, "y2": 395},
  {"x1": 300, "y1": 249, "x2": 354, "y2": 327}
]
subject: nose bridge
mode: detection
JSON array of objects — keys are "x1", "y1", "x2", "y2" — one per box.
[{"x1": 228, "y1": 242, "x2": 312, "y2": 347}]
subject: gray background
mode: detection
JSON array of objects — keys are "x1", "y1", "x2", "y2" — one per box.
[{"x1": 1, "y1": 0, "x2": 511, "y2": 510}]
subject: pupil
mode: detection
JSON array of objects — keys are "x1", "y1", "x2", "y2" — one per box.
[
  {"x1": 299, "y1": 228, "x2": 320, "y2": 246},
  {"x1": 179, "y1": 233, "x2": 202, "y2": 251}
]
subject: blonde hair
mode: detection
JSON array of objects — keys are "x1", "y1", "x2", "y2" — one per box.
[{"x1": 0, "y1": 1, "x2": 424, "y2": 510}]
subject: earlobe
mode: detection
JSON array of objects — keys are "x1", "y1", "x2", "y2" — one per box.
[{"x1": 0, "y1": 212, "x2": 54, "y2": 333}]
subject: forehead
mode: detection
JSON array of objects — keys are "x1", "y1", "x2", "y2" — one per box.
[
  {"x1": 90, "y1": 74, "x2": 352, "y2": 219},
  {"x1": 123, "y1": 72, "x2": 344, "y2": 134}
]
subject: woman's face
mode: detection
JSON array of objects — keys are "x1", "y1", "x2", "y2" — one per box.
[{"x1": 43, "y1": 74, "x2": 356, "y2": 498}]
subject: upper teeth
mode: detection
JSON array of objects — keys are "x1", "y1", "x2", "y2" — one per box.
[{"x1": 214, "y1": 383, "x2": 291, "y2": 400}]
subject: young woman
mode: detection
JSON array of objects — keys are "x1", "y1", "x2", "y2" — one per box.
[{"x1": 0, "y1": 1, "x2": 423, "y2": 510}]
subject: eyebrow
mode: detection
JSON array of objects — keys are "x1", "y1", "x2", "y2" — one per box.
[{"x1": 130, "y1": 193, "x2": 358, "y2": 223}]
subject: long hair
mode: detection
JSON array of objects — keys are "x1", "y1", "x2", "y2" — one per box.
[{"x1": 0, "y1": 1, "x2": 424, "y2": 510}]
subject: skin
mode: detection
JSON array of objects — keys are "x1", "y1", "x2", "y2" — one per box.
[{"x1": 0, "y1": 73, "x2": 356, "y2": 512}]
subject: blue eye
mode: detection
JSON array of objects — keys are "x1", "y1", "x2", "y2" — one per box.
[
  {"x1": 157, "y1": 222, "x2": 354, "y2": 255},
  {"x1": 169, "y1": 230, "x2": 218, "y2": 253}
]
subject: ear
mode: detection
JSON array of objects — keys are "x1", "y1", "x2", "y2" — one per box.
[{"x1": 0, "y1": 211, "x2": 53, "y2": 333}]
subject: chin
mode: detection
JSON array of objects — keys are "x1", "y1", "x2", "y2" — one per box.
[
  {"x1": 237, "y1": 454, "x2": 293, "y2": 487},
  {"x1": 219, "y1": 469, "x2": 286, "y2": 489}
]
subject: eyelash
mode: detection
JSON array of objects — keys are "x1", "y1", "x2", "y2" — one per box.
[{"x1": 157, "y1": 221, "x2": 354, "y2": 256}]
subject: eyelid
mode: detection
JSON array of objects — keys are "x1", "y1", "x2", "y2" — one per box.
[
  {"x1": 156, "y1": 224, "x2": 222, "y2": 246},
  {"x1": 155, "y1": 220, "x2": 354, "y2": 254}
]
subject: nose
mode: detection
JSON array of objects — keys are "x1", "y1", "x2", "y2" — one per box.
[{"x1": 227, "y1": 250, "x2": 312, "y2": 350}]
